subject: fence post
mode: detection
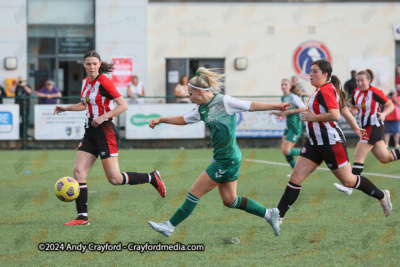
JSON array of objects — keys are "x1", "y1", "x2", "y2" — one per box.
[{"x1": 22, "y1": 98, "x2": 27, "y2": 150}]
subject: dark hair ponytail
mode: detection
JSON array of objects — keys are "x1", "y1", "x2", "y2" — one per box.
[
  {"x1": 331, "y1": 75, "x2": 347, "y2": 109},
  {"x1": 312, "y1": 60, "x2": 347, "y2": 109},
  {"x1": 83, "y1": 50, "x2": 114, "y2": 74}
]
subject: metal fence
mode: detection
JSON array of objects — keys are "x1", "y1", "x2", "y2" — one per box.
[{"x1": 2, "y1": 95, "x2": 289, "y2": 149}]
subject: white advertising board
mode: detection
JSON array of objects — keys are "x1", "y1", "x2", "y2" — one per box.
[
  {"x1": 235, "y1": 110, "x2": 287, "y2": 138},
  {"x1": 235, "y1": 97, "x2": 288, "y2": 138},
  {"x1": 125, "y1": 104, "x2": 205, "y2": 139},
  {"x1": 34, "y1": 105, "x2": 86, "y2": 140},
  {"x1": 0, "y1": 105, "x2": 19, "y2": 140}
]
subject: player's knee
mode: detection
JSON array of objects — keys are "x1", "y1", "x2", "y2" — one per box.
[
  {"x1": 223, "y1": 196, "x2": 237, "y2": 207},
  {"x1": 378, "y1": 157, "x2": 391, "y2": 164},
  {"x1": 342, "y1": 179, "x2": 356, "y2": 188},
  {"x1": 282, "y1": 147, "x2": 290, "y2": 155},
  {"x1": 289, "y1": 171, "x2": 303, "y2": 185},
  {"x1": 107, "y1": 178, "x2": 120, "y2": 186},
  {"x1": 73, "y1": 167, "x2": 86, "y2": 182},
  {"x1": 106, "y1": 174, "x2": 122, "y2": 185}
]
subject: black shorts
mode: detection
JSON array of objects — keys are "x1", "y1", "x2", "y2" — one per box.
[
  {"x1": 360, "y1": 125, "x2": 384, "y2": 145},
  {"x1": 78, "y1": 121, "x2": 119, "y2": 159},
  {"x1": 299, "y1": 139, "x2": 349, "y2": 170}
]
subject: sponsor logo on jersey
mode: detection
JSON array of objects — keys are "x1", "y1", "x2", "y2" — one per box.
[
  {"x1": 293, "y1": 41, "x2": 332, "y2": 80},
  {"x1": 301, "y1": 147, "x2": 306, "y2": 153}
]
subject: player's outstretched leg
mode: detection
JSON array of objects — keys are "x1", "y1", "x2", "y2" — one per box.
[
  {"x1": 121, "y1": 170, "x2": 166, "y2": 198},
  {"x1": 351, "y1": 175, "x2": 392, "y2": 217},
  {"x1": 148, "y1": 192, "x2": 199, "y2": 237}
]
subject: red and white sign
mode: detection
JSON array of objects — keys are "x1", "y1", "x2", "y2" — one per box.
[{"x1": 111, "y1": 57, "x2": 133, "y2": 88}]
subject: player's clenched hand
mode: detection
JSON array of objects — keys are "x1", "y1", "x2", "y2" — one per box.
[
  {"x1": 354, "y1": 128, "x2": 368, "y2": 140},
  {"x1": 53, "y1": 106, "x2": 67, "y2": 115},
  {"x1": 301, "y1": 110, "x2": 315, "y2": 121},
  {"x1": 149, "y1": 118, "x2": 161, "y2": 129},
  {"x1": 91, "y1": 115, "x2": 105, "y2": 128},
  {"x1": 278, "y1": 103, "x2": 291, "y2": 111},
  {"x1": 377, "y1": 112, "x2": 386, "y2": 121}
]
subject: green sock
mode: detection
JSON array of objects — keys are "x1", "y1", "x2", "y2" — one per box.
[
  {"x1": 289, "y1": 148, "x2": 301, "y2": 156},
  {"x1": 285, "y1": 154, "x2": 296, "y2": 168},
  {"x1": 169, "y1": 192, "x2": 199, "y2": 227},
  {"x1": 229, "y1": 196, "x2": 267, "y2": 218}
]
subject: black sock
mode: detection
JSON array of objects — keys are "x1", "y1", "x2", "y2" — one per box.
[
  {"x1": 352, "y1": 162, "x2": 364, "y2": 175},
  {"x1": 391, "y1": 149, "x2": 400, "y2": 161},
  {"x1": 76, "y1": 183, "x2": 88, "y2": 217},
  {"x1": 121, "y1": 172, "x2": 149, "y2": 185},
  {"x1": 149, "y1": 171, "x2": 159, "y2": 189},
  {"x1": 277, "y1": 181, "x2": 302, "y2": 218},
  {"x1": 353, "y1": 175, "x2": 384, "y2": 200}
]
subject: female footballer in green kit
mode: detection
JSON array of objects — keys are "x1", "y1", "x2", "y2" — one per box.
[
  {"x1": 148, "y1": 68, "x2": 290, "y2": 238},
  {"x1": 270, "y1": 79, "x2": 306, "y2": 170}
]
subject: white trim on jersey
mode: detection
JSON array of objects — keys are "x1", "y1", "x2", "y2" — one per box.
[
  {"x1": 183, "y1": 106, "x2": 201, "y2": 124},
  {"x1": 292, "y1": 94, "x2": 305, "y2": 109},
  {"x1": 223, "y1": 95, "x2": 251, "y2": 115},
  {"x1": 338, "y1": 161, "x2": 349, "y2": 169}
]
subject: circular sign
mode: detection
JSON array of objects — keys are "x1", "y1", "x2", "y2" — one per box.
[{"x1": 293, "y1": 41, "x2": 332, "y2": 80}]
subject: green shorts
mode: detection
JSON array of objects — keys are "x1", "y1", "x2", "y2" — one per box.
[
  {"x1": 206, "y1": 160, "x2": 241, "y2": 184},
  {"x1": 283, "y1": 127, "x2": 302, "y2": 143}
]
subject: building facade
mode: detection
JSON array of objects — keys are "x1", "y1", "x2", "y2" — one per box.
[{"x1": 0, "y1": 1, "x2": 399, "y2": 100}]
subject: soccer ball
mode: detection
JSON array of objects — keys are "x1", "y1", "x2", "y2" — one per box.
[{"x1": 55, "y1": 177, "x2": 80, "y2": 202}]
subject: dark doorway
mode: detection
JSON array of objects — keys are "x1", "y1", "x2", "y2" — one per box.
[
  {"x1": 166, "y1": 58, "x2": 225, "y2": 103},
  {"x1": 58, "y1": 59, "x2": 86, "y2": 103}
]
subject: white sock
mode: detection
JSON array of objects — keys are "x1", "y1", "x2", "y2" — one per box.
[
  {"x1": 167, "y1": 221, "x2": 175, "y2": 230},
  {"x1": 264, "y1": 209, "x2": 272, "y2": 220},
  {"x1": 148, "y1": 174, "x2": 151, "y2": 183},
  {"x1": 78, "y1": 213, "x2": 88, "y2": 217}
]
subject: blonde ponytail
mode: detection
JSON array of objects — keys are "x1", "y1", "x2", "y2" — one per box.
[{"x1": 188, "y1": 67, "x2": 225, "y2": 93}]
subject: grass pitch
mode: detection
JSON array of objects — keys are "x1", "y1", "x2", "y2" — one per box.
[{"x1": 0, "y1": 148, "x2": 399, "y2": 266}]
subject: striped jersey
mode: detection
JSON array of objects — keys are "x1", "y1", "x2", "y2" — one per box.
[
  {"x1": 80, "y1": 74, "x2": 121, "y2": 128},
  {"x1": 306, "y1": 83, "x2": 345, "y2": 145},
  {"x1": 351, "y1": 86, "x2": 388, "y2": 128}
]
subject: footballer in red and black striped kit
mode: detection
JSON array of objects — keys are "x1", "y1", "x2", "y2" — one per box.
[
  {"x1": 277, "y1": 60, "x2": 392, "y2": 228},
  {"x1": 54, "y1": 51, "x2": 166, "y2": 226},
  {"x1": 334, "y1": 69, "x2": 400, "y2": 197}
]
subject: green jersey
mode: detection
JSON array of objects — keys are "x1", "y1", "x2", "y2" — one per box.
[
  {"x1": 184, "y1": 94, "x2": 251, "y2": 164},
  {"x1": 281, "y1": 93, "x2": 305, "y2": 130}
]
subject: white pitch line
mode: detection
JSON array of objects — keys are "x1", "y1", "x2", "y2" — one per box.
[{"x1": 245, "y1": 159, "x2": 400, "y2": 179}]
